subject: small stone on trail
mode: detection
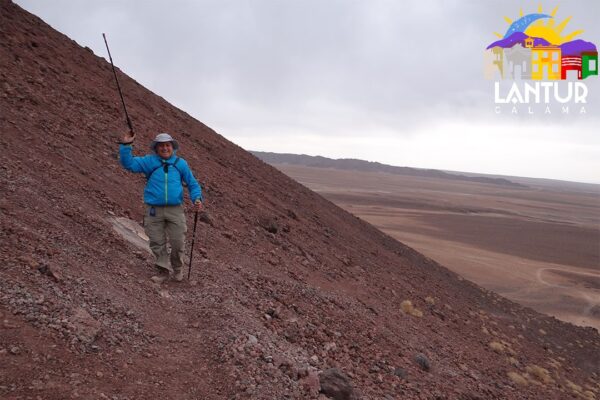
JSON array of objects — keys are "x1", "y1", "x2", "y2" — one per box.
[
  {"x1": 302, "y1": 369, "x2": 320, "y2": 395},
  {"x1": 324, "y1": 342, "x2": 337, "y2": 352},
  {"x1": 246, "y1": 334, "x2": 258, "y2": 346},
  {"x1": 3, "y1": 319, "x2": 19, "y2": 329},
  {"x1": 37, "y1": 264, "x2": 62, "y2": 282},
  {"x1": 199, "y1": 211, "x2": 214, "y2": 226},
  {"x1": 394, "y1": 367, "x2": 408, "y2": 379},
  {"x1": 414, "y1": 353, "x2": 431, "y2": 371}
]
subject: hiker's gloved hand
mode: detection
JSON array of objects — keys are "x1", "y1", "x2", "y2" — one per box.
[
  {"x1": 121, "y1": 131, "x2": 135, "y2": 144},
  {"x1": 195, "y1": 199, "x2": 203, "y2": 211}
]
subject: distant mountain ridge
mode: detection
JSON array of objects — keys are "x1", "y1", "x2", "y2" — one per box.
[{"x1": 252, "y1": 151, "x2": 527, "y2": 188}]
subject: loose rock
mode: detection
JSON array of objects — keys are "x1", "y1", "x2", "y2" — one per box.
[
  {"x1": 414, "y1": 353, "x2": 431, "y2": 372},
  {"x1": 70, "y1": 307, "x2": 101, "y2": 344},
  {"x1": 319, "y1": 368, "x2": 354, "y2": 400}
]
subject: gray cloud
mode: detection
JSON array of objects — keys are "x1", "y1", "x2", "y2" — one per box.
[{"x1": 13, "y1": 0, "x2": 600, "y2": 181}]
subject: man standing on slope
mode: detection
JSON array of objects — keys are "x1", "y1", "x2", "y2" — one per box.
[{"x1": 119, "y1": 132, "x2": 203, "y2": 283}]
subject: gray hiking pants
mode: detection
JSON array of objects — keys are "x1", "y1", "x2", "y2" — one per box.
[{"x1": 144, "y1": 204, "x2": 187, "y2": 273}]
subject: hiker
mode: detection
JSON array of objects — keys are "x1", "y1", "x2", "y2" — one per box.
[{"x1": 119, "y1": 132, "x2": 203, "y2": 283}]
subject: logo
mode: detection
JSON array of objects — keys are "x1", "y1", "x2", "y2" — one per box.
[{"x1": 484, "y1": 5, "x2": 598, "y2": 114}]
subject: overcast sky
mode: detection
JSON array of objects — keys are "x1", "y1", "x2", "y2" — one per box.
[{"x1": 14, "y1": 0, "x2": 600, "y2": 183}]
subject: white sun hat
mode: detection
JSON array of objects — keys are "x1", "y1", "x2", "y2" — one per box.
[{"x1": 150, "y1": 133, "x2": 179, "y2": 151}]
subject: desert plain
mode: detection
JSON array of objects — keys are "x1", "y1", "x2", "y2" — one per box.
[{"x1": 273, "y1": 164, "x2": 600, "y2": 331}]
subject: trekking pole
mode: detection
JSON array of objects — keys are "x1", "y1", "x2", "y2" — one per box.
[
  {"x1": 102, "y1": 33, "x2": 134, "y2": 136},
  {"x1": 188, "y1": 209, "x2": 200, "y2": 280}
]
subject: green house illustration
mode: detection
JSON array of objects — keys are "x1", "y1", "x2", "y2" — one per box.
[{"x1": 582, "y1": 52, "x2": 598, "y2": 79}]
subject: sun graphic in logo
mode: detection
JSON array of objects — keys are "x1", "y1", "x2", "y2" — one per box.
[{"x1": 494, "y1": 5, "x2": 584, "y2": 45}]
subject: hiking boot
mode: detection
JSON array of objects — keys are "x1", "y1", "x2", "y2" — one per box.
[
  {"x1": 173, "y1": 269, "x2": 184, "y2": 282},
  {"x1": 150, "y1": 268, "x2": 169, "y2": 284}
]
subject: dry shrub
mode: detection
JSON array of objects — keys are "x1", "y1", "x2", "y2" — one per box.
[
  {"x1": 410, "y1": 308, "x2": 423, "y2": 317},
  {"x1": 400, "y1": 300, "x2": 423, "y2": 318},
  {"x1": 526, "y1": 365, "x2": 553, "y2": 384},
  {"x1": 567, "y1": 380, "x2": 583, "y2": 394},
  {"x1": 582, "y1": 391, "x2": 596, "y2": 400},
  {"x1": 585, "y1": 384, "x2": 598, "y2": 393},
  {"x1": 498, "y1": 340, "x2": 516, "y2": 355},
  {"x1": 507, "y1": 371, "x2": 528, "y2": 386},
  {"x1": 548, "y1": 358, "x2": 561, "y2": 369},
  {"x1": 425, "y1": 296, "x2": 435, "y2": 305},
  {"x1": 508, "y1": 357, "x2": 519, "y2": 366},
  {"x1": 400, "y1": 300, "x2": 412, "y2": 313},
  {"x1": 504, "y1": 342, "x2": 516, "y2": 355},
  {"x1": 489, "y1": 341, "x2": 504, "y2": 353}
]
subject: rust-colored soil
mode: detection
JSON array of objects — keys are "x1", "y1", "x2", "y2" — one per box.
[{"x1": 1, "y1": 1, "x2": 599, "y2": 399}]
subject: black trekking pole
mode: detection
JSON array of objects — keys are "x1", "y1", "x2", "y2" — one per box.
[
  {"x1": 102, "y1": 33, "x2": 134, "y2": 138},
  {"x1": 188, "y1": 209, "x2": 200, "y2": 280}
]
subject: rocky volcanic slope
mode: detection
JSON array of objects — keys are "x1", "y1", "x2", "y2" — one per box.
[{"x1": 1, "y1": 1, "x2": 599, "y2": 399}]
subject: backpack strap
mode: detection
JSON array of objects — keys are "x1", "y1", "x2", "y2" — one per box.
[
  {"x1": 146, "y1": 157, "x2": 185, "y2": 185},
  {"x1": 173, "y1": 158, "x2": 187, "y2": 187}
]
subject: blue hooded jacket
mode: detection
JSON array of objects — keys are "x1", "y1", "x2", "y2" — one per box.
[{"x1": 119, "y1": 144, "x2": 202, "y2": 206}]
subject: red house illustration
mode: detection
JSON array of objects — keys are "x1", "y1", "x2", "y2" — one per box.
[{"x1": 562, "y1": 56, "x2": 582, "y2": 79}]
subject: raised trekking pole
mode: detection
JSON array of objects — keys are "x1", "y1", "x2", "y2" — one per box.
[
  {"x1": 188, "y1": 209, "x2": 200, "y2": 280},
  {"x1": 102, "y1": 33, "x2": 134, "y2": 137}
]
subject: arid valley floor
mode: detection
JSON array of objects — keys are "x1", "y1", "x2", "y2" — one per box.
[{"x1": 272, "y1": 164, "x2": 600, "y2": 331}]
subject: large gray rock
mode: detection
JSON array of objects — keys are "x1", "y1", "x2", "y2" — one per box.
[{"x1": 319, "y1": 368, "x2": 354, "y2": 400}]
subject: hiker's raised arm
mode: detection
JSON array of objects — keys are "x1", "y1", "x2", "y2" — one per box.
[
  {"x1": 121, "y1": 131, "x2": 135, "y2": 144},
  {"x1": 119, "y1": 142, "x2": 146, "y2": 173}
]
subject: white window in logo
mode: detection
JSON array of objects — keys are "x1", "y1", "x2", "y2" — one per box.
[
  {"x1": 543, "y1": 51, "x2": 548, "y2": 58},
  {"x1": 590, "y1": 59, "x2": 598, "y2": 72},
  {"x1": 533, "y1": 64, "x2": 539, "y2": 72},
  {"x1": 552, "y1": 52, "x2": 558, "y2": 61},
  {"x1": 533, "y1": 52, "x2": 539, "y2": 61},
  {"x1": 553, "y1": 64, "x2": 559, "y2": 73}
]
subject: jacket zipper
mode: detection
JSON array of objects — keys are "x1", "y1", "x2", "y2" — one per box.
[{"x1": 164, "y1": 168, "x2": 168, "y2": 204}]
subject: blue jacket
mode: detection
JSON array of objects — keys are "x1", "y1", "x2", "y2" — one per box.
[{"x1": 119, "y1": 144, "x2": 203, "y2": 206}]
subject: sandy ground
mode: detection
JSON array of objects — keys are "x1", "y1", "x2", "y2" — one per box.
[{"x1": 274, "y1": 164, "x2": 600, "y2": 331}]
